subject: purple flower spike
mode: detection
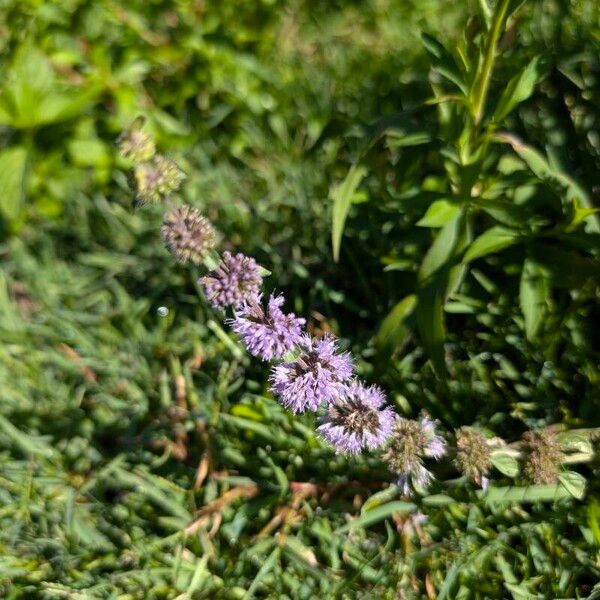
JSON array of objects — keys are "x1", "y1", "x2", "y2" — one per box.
[
  {"x1": 228, "y1": 294, "x2": 305, "y2": 361},
  {"x1": 317, "y1": 381, "x2": 397, "y2": 454},
  {"x1": 201, "y1": 251, "x2": 262, "y2": 310},
  {"x1": 269, "y1": 334, "x2": 353, "y2": 414}
]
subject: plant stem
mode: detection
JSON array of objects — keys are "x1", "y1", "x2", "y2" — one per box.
[{"x1": 471, "y1": 0, "x2": 512, "y2": 125}]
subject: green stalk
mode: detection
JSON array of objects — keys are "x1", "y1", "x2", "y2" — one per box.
[{"x1": 471, "y1": 0, "x2": 512, "y2": 125}]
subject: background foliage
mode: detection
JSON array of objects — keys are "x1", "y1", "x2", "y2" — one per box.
[{"x1": 0, "y1": 0, "x2": 598, "y2": 598}]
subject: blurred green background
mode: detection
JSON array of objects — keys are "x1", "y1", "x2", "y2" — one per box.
[{"x1": 0, "y1": 0, "x2": 599, "y2": 598}]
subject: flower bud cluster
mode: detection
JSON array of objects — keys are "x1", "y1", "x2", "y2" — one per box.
[{"x1": 119, "y1": 118, "x2": 183, "y2": 205}]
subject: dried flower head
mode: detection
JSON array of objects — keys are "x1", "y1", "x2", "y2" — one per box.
[
  {"x1": 269, "y1": 334, "x2": 353, "y2": 414},
  {"x1": 523, "y1": 429, "x2": 562, "y2": 484},
  {"x1": 129, "y1": 155, "x2": 184, "y2": 205},
  {"x1": 201, "y1": 251, "x2": 263, "y2": 310},
  {"x1": 117, "y1": 127, "x2": 156, "y2": 163},
  {"x1": 455, "y1": 426, "x2": 492, "y2": 489},
  {"x1": 317, "y1": 381, "x2": 396, "y2": 453},
  {"x1": 228, "y1": 293, "x2": 305, "y2": 360},
  {"x1": 382, "y1": 415, "x2": 446, "y2": 496},
  {"x1": 161, "y1": 205, "x2": 217, "y2": 264}
]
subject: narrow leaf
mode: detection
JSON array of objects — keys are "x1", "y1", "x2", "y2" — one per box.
[
  {"x1": 373, "y1": 295, "x2": 417, "y2": 359},
  {"x1": 492, "y1": 56, "x2": 545, "y2": 122},
  {"x1": 337, "y1": 501, "x2": 416, "y2": 533},
  {"x1": 417, "y1": 199, "x2": 460, "y2": 228},
  {"x1": 463, "y1": 226, "x2": 522, "y2": 263},
  {"x1": 519, "y1": 256, "x2": 550, "y2": 340},
  {"x1": 419, "y1": 210, "x2": 465, "y2": 284},
  {"x1": 330, "y1": 165, "x2": 367, "y2": 262}
]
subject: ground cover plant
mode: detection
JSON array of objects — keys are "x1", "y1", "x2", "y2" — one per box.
[{"x1": 0, "y1": 0, "x2": 599, "y2": 598}]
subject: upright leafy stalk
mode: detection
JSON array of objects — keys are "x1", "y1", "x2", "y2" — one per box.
[{"x1": 471, "y1": 0, "x2": 512, "y2": 125}]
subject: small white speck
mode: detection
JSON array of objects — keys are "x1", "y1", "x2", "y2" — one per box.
[{"x1": 157, "y1": 306, "x2": 169, "y2": 317}]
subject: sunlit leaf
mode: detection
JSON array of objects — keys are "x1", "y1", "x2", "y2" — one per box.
[
  {"x1": 519, "y1": 256, "x2": 550, "y2": 340},
  {"x1": 330, "y1": 165, "x2": 368, "y2": 262}
]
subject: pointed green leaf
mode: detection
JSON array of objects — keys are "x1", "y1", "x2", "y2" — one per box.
[
  {"x1": 416, "y1": 284, "x2": 447, "y2": 377},
  {"x1": 337, "y1": 501, "x2": 416, "y2": 533},
  {"x1": 373, "y1": 295, "x2": 417, "y2": 358},
  {"x1": 419, "y1": 210, "x2": 465, "y2": 283},
  {"x1": 496, "y1": 133, "x2": 599, "y2": 232},
  {"x1": 519, "y1": 257, "x2": 550, "y2": 340},
  {"x1": 417, "y1": 199, "x2": 460, "y2": 228},
  {"x1": 463, "y1": 226, "x2": 522, "y2": 263},
  {"x1": 490, "y1": 452, "x2": 520, "y2": 477},
  {"x1": 492, "y1": 56, "x2": 545, "y2": 122},
  {"x1": 330, "y1": 165, "x2": 367, "y2": 262},
  {"x1": 558, "y1": 471, "x2": 586, "y2": 500}
]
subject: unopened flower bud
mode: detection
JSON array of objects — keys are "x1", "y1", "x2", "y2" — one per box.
[
  {"x1": 455, "y1": 427, "x2": 492, "y2": 488},
  {"x1": 129, "y1": 155, "x2": 184, "y2": 205},
  {"x1": 522, "y1": 430, "x2": 562, "y2": 484},
  {"x1": 382, "y1": 415, "x2": 446, "y2": 496},
  {"x1": 118, "y1": 128, "x2": 156, "y2": 163},
  {"x1": 161, "y1": 204, "x2": 217, "y2": 264}
]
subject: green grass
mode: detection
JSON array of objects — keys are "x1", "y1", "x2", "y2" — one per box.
[{"x1": 0, "y1": 0, "x2": 599, "y2": 598}]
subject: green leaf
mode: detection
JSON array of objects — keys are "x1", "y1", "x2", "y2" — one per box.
[
  {"x1": 0, "y1": 146, "x2": 28, "y2": 222},
  {"x1": 385, "y1": 128, "x2": 432, "y2": 148},
  {"x1": 417, "y1": 199, "x2": 460, "y2": 228},
  {"x1": 361, "y1": 485, "x2": 400, "y2": 513},
  {"x1": 492, "y1": 56, "x2": 545, "y2": 122},
  {"x1": 519, "y1": 256, "x2": 550, "y2": 340},
  {"x1": 244, "y1": 546, "x2": 280, "y2": 600},
  {"x1": 463, "y1": 226, "x2": 522, "y2": 263},
  {"x1": 419, "y1": 210, "x2": 465, "y2": 283},
  {"x1": 570, "y1": 198, "x2": 600, "y2": 229},
  {"x1": 421, "y1": 33, "x2": 468, "y2": 95},
  {"x1": 373, "y1": 295, "x2": 417, "y2": 358},
  {"x1": 558, "y1": 471, "x2": 586, "y2": 500},
  {"x1": 330, "y1": 165, "x2": 367, "y2": 262},
  {"x1": 478, "y1": 0, "x2": 493, "y2": 27},
  {"x1": 416, "y1": 284, "x2": 447, "y2": 377},
  {"x1": 337, "y1": 501, "x2": 416, "y2": 533},
  {"x1": 482, "y1": 484, "x2": 573, "y2": 505},
  {"x1": 422, "y1": 494, "x2": 456, "y2": 507},
  {"x1": 490, "y1": 452, "x2": 520, "y2": 477}
]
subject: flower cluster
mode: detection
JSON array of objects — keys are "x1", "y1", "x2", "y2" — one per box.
[
  {"x1": 382, "y1": 415, "x2": 446, "y2": 496},
  {"x1": 522, "y1": 430, "x2": 563, "y2": 484},
  {"x1": 129, "y1": 156, "x2": 184, "y2": 205},
  {"x1": 201, "y1": 251, "x2": 263, "y2": 310},
  {"x1": 162, "y1": 205, "x2": 217, "y2": 265},
  {"x1": 117, "y1": 125, "x2": 156, "y2": 163},
  {"x1": 455, "y1": 426, "x2": 492, "y2": 489},
  {"x1": 317, "y1": 382, "x2": 396, "y2": 453},
  {"x1": 228, "y1": 294, "x2": 305, "y2": 361},
  {"x1": 201, "y1": 250, "x2": 396, "y2": 450},
  {"x1": 117, "y1": 122, "x2": 592, "y2": 500}
]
